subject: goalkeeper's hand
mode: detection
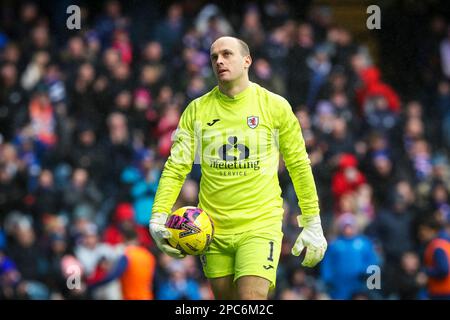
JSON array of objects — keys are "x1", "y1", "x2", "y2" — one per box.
[
  {"x1": 291, "y1": 215, "x2": 327, "y2": 267},
  {"x1": 149, "y1": 212, "x2": 186, "y2": 259}
]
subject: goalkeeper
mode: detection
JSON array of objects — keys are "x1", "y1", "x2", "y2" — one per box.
[{"x1": 149, "y1": 36, "x2": 327, "y2": 299}]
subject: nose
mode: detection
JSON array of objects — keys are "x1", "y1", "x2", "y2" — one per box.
[{"x1": 216, "y1": 55, "x2": 224, "y2": 66}]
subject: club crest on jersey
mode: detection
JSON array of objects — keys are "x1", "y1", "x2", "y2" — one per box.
[{"x1": 247, "y1": 116, "x2": 259, "y2": 129}]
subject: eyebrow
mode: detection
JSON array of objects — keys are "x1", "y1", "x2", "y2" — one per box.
[{"x1": 210, "y1": 49, "x2": 234, "y2": 59}]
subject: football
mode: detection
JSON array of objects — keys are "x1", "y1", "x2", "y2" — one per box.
[{"x1": 165, "y1": 206, "x2": 214, "y2": 255}]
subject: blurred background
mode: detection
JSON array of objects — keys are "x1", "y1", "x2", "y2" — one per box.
[{"x1": 1, "y1": 0, "x2": 450, "y2": 300}]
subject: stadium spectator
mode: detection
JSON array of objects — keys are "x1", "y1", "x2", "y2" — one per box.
[
  {"x1": 102, "y1": 202, "x2": 152, "y2": 247},
  {"x1": 391, "y1": 251, "x2": 427, "y2": 300},
  {"x1": 321, "y1": 213, "x2": 379, "y2": 299},
  {"x1": 331, "y1": 153, "x2": 366, "y2": 212},
  {"x1": 0, "y1": 0, "x2": 449, "y2": 300},
  {"x1": 418, "y1": 218, "x2": 450, "y2": 300},
  {"x1": 157, "y1": 259, "x2": 202, "y2": 300},
  {"x1": 88, "y1": 228, "x2": 156, "y2": 300}
]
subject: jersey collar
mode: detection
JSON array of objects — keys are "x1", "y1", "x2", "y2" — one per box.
[{"x1": 216, "y1": 82, "x2": 254, "y2": 102}]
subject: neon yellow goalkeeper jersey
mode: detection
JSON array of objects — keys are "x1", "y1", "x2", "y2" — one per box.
[{"x1": 152, "y1": 82, "x2": 319, "y2": 234}]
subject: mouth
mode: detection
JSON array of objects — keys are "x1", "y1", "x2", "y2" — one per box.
[{"x1": 218, "y1": 69, "x2": 228, "y2": 75}]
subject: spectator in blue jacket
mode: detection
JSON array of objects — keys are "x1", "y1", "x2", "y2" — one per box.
[
  {"x1": 157, "y1": 260, "x2": 202, "y2": 300},
  {"x1": 321, "y1": 213, "x2": 380, "y2": 299}
]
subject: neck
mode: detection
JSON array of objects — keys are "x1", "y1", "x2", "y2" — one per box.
[{"x1": 218, "y1": 76, "x2": 250, "y2": 98}]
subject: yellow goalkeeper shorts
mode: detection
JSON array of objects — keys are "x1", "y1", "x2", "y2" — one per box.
[{"x1": 200, "y1": 224, "x2": 283, "y2": 289}]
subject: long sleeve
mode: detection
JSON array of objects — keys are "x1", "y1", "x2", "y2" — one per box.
[
  {"x1": 152, "y1": 102, "x2": 197, "y2": 214},
  {"x1": 276, "y1": 98, "x2": 320, "y2": 216},
  {"x1": 88, "y1": 255, "x2": 128, "y2": 289},
  {"x1": 425, "y1": 248, "x2": 449, "y2": 279}
]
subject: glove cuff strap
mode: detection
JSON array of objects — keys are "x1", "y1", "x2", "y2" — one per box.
[
  {"x1": 150, "y1": 212, "x2": 168, "y2": 225},
  {"x1": 297, "y1": 214, "x2": 321, "y2": 228}
]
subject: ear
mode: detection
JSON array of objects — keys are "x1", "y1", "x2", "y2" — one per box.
[{"x1": 244, "y1": 55, "x2": 252, "y2": 70}]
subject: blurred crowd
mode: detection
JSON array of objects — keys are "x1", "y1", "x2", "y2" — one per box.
[{"x1": 1, "y1": 0, "x2": 450, "y2": 300}]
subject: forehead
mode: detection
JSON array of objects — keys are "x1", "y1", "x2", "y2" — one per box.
[{"x1": 210, "y1": 38, "x2": 240, "y2": 54}]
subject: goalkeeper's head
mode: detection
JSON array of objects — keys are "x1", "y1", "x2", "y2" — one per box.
[{"x1": 210, "y1": 36, "x2": 252, "y2": 85}]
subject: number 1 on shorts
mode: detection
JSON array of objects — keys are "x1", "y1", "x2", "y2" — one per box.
[{"x1": 267, "y1": 241, "x2": 274, "y2": 262}]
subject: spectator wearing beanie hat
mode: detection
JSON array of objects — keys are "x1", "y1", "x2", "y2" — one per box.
[{"x1": 321, "y1": 213, "x2": 379, "y2": 299}]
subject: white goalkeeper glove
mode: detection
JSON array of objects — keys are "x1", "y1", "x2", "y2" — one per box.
[
  {"x1": 292, "y1": 214, "x2": 327, "y2": 267},
  {"x1": 149, "y1": 212, "x2": 186, "y2": 259}
]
